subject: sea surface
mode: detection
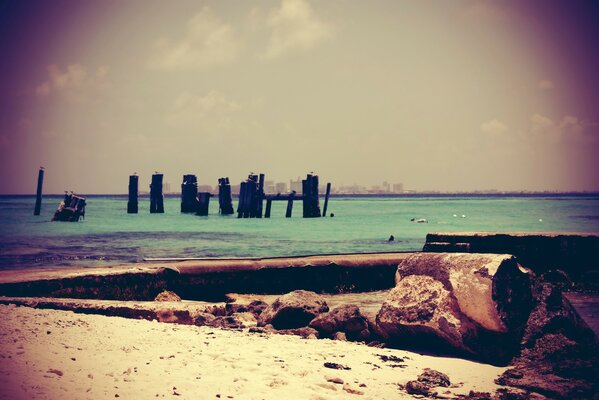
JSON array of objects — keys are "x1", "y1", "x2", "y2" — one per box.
[{"x1": 0, "y1": 195, "x2": 598, "y2": 269}]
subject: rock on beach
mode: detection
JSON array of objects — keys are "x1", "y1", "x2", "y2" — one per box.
[{"x1": 376, "y1": 253, "x2": 533, "y2": 363}]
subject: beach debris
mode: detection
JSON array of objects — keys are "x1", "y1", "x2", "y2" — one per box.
[
  {"x1": 210, "y1": 313, "x2": 257, "y2": 329},
  {"x1": 376, "y1": 253, "x2": 533, "y2": 363},
  {"x1": 376, "y1": 354, "x2": 405, "y2": 364},
  {"x1": 52, "y1": 192, "x2": 86, "y2": 222},
  {"x1": 154, "y1": 291, "x2": 182, "y2": 302},
  {"x1": 225, "y1": 300, "x2": 268, "y2": 318},
  {"x1": 34, "y1": 167, "x2": 44, "y2": 216},
  {"x1": 276, "y1": 326, "x2": 319, "y2": 339},
  {"x1": 388, "y1": 235, "x2": 395, "y2": 242},
  {"x1": 323, "y1": 362, "x2": 351, "y2": 370},
  {"x1": 127, "y1": 174, "x2": 138, "y2": 214},
  {"x1": 47, "y1": 368, "x2": 64, "y2": 377},
  {"x1": 410, "y1": 218, "x2": 428, "y2": 223},
  {"x1": 418, "y1": 368, "x2": 450, "y2": 387},
  {"x1": 405, "y1": 380, "x2": 432, "y2": 396},
  {"x1": 404, "y1": 368, "x2": 450, "y2": 397},
  {"x1": 258, "y1": 290, "x2": 329, "y2": 330},
  {"x1": 309, "y1": 304, "x2": 370, "y2": 341}
]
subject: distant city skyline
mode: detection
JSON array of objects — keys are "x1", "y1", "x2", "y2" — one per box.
[{"x1": 1, "y1": 0, "x2": 598, "y2": 194}]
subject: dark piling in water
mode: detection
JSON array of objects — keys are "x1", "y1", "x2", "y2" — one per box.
[
  {"x1": 218, "y1": 177, "x2": 234, "y2": 215},
  {"x1": 127, "y1": 175, "x2": 138, "y2": 214},
  {"x1": 33, "y1": 167, "x2": 44, "y2": 216},
  {"x1": 322, "y1": 182, "x2": 331, "y2": 217},
  {"x1": 196, "y1": 192, "x2": 211, "y2": 216},
  {"x1": 150, "y1": 173, "x2": 164, "y2": 213},
  {"x1": 302, "y1": 174, "x2": 321, "y2": 218},
  {"x1": 181, "y1": 174, "x2": 199, "y2": 213},
  {"x1": 286, "y1": 191, "x2": 295, "y2": 218}
]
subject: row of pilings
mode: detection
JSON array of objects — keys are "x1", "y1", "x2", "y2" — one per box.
[{"x1": 126, "y1": 173, "x2": 332, "y2": 218}]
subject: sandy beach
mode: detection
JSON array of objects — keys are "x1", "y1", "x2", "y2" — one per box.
[{"x1": 0, "y1": 304, "x2": 507, "y2": 399}]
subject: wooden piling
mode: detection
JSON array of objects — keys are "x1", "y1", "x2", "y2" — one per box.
[
  {"x1": 237, "y1": 182, "x2": 246, "y2": 218},
  {"x1": 127, "y1": 174, "x2": 138, "y2": 214},
  {"x1": 257, "y1": 173, "x2": 265, "y2": 218},
  {"x1": 302, "y1": 174, "x2": 321, "y2": 218},
  {"x1": 196, "y1": 192, "x2": 211, "y2": 216},
  {"x1": 265, "y1": 199, "x2": 273, "y2": 218},
  {"x1": 218, "y1": 177, "x2": 234, "y2": 215},
  {"x1": 322, "y1": 182, "x2": 331, "y2": 217},
  {"x1": 33, "y1": 167, "x2": 44, "y2": 216},
  {"x1": 181, "y1": 174, "x2": 199, "y2": 213},
  {"x1": 243, "y1": 175, "x2": 258, "y2": 218},
  {"x1": 150, "y1": 173, "x2": 164, "y2": 213},
  {"x1": 286, "y1": 191, "x2": 295, "y2": 218}
]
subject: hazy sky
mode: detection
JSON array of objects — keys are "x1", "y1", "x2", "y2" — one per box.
[{"x1": 1, "y1": 0, "x2": 598, "y2": 194}]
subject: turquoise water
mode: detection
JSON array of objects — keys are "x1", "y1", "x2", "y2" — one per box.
[{"x1": 0, "y1": 195, "x2": 598, "y2": 269}]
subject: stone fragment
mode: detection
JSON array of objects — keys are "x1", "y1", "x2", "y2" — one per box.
[
  {"x1": 258, "y1": 290, "x2": 328, "y2": 329},
  {"x1": 154, "y1": 291, "x2": 181, "y2": 302}
]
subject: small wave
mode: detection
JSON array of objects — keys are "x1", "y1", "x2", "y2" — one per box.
[{"x1": 571, "y1": 215, "x2": 599, "y2": 220}]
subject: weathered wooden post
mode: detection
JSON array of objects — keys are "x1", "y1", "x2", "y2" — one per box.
[
  {"x1": 196, "y1": 192, "x2": 211, "y2": 216},
  {"x1": 150, "y1": 173, "x2": 164, "y2": 213},
  {"x1": 218, "y1": 177, "x2": 234, "y2": 215},
  {"x1": 286, "y1": 191, "x2": 295, "y2": 218},
  {"x1": 33, "y1": 167, "x2": 44, "y2": 216},
  {"x1": 257, "y1": 173, "x2": 265, "y2": 218},
  {"x1": 127, "y1": 174, "x2": 138, "y2": 214},
  {"x1": 322, "y1": 182, "x2": 331, "y2": 217},
  {"x1": 245, "y1": 176, "x2": 256, "y2": 218},
  {"x1": 265, "y1": 198, "x2": 273, "y2": 218},
  {"x1": 237, "y1": 182, "x2": 246, "y2": 218},
  {"x1": 181, "y1": 174, "x2": 199, "y2": 213},
  {"x1": 302, "y1": 174, "x2": 321, "y2": 218}
]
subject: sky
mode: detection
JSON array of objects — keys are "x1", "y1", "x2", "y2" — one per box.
[{"x1": 1, "y1": 0, "x2": 598, "y2": 194}]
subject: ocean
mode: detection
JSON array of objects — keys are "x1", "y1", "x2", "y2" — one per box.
[{"x1": 0, "y1": 195, "x2": 598, "y2": 269}]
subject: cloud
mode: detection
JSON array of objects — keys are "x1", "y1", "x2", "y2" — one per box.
[
  {"x1": 262, "y1": 0, "x2": 332, "y2": 60},
  {"x1": 150, "y1": 7, "x2": 240, "y2": 70},
  {"x1": 528, "y1": 113, "x2": 598, "y2": 144},
  {"x1": 36, "y1": 64, "x2": 110, "y2": 102},
  {"x1": 530, "y1": 113, "x2": 554, "y2": 131},
  {"x1": 165, "y1": 90, "x2": 240, "y2": 132},
  {"x1": 480, "y1": 119, "x2": 508, "y2": 138},
  {"x1": 538, "y1": 80, "x2": 554, "y2": 90}
]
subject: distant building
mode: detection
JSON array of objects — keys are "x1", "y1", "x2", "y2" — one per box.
[
  {"x1": 290, "y1": 177, "x2": 302, "y2": 193},
  {"x1": 162, "y1": 182, "x2": 171, "y2": 194},
  {"x1": 392, "y1": 183, "x2": 404, "y2": 193},
  {"x1": 231, "y1": 184, "x2": 240, "y2": 195},
  {"x1": 382, "y1": 181, "x2": 390, "y2": 193},
  {"x1": 275, "y1": 182, "x2": 288, "y2": 193},
  {"x1": 264, "y1": 180, "x2": 275, "y2": 194},
  {"x1": 198, "y1": 184, "x2": 213, "y2": 193}
]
